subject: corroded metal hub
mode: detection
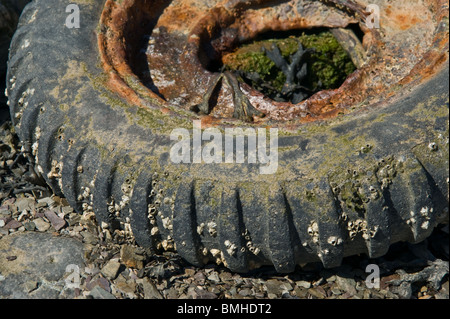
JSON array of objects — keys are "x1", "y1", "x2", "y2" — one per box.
[{"x1": 98, "y1": 0, "x2": 449, "y2": 126}]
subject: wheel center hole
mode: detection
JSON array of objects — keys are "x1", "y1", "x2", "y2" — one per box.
[{"x1": 208, "y1": 27, "x2": 360, "y2": 104}]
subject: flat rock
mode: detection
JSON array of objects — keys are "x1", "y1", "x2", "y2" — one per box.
[
  {"x1": 0, "y1": 232, "x2": 86, "y2": 298},
  {"x1": 120, "y1": 245, "x2": 145, "y2": 269},
  {"x1": 101, "y1": 259, "x2": 121, "y2": 280},
  {"x1": 89, "y1": 285, "x2": 116, "y2": 299},
  {"x1": 140, "y1": 277, "x2": 163, "y2": 299},
  {"x1": 44, "y1": 209, "x2": 66, "y2": 231},
  {"x1": 33, "y1": 218, "x2": 50, "y2": 232},
  {"x1": 335, "y1": 276, "x2": 357, "y2": 296}
]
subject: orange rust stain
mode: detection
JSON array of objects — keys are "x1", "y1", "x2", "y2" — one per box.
[
  {"x1": 384, "y1": 6, "x2": 424, "y2": 31},
  {"x1": 400, "y1": 50, "x2": 449, "y2": 85},
  {"x1": 157, "y1": 4, "x2": 201, "y2": 33}
]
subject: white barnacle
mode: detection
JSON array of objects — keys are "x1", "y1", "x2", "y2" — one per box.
[
  {"x1": 226, "y1": 243, "x2": 237, "y2": 256},
  {"x1": 162, "y1": 216, "x2": 172, "y2": 230},
  {"x1": 207, "y1": 221, "x2": 217, "y2": 237},
  {"x1": 22, "y1": 39, "x2": 30, "y2": 49},
  {"x1": 101, "y1": 221, "x2": 109, "y2": 229},
  {"x1": 421, "y1": 221, "x2": 430, "y2": 230},
  {"x1": 428, "y1": 142, "x2": 438, "y2": 151},
  {"x1": 210, "y1": 249, "x2": 221, "y2": 257},
  {"x1": 420, "y1": 206, "x2": 432, "y2": 216},
  {"x1": 31, "y1": 142, "x2": 39, "y2": 156},
  {"x1": 197, "y1": 223, "x2": 205, "y2": 235},
  {"x1": 327, "y1": 236, "x2": 342, "y2": 246}
]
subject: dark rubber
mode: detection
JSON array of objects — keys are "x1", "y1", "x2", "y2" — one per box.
[{"x1": 6, "y1": 0, "x2": 449, "y2": 272}]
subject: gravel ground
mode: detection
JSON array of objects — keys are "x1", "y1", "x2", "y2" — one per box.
[{"x1": 0, "y1": 114, "x2": 449, "y2": 300}]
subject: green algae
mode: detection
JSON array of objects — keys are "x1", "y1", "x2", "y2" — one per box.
[{"x1": 223, "y1": 31, "x2": 356, "y2": 101}]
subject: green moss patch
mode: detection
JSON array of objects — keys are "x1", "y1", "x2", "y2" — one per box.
[{"x1": 223, "y1": 31, "x2": 356, "y2": 102}]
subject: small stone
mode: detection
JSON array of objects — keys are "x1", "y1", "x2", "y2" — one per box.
[
  {"x1": 141, "y1": 277, "x2": 163, "y2": 299},
  {"x1": 280, "y1": 282, "x2": 293, "y2": 291},
  {"x1": 120, "y1": 245, "x2": 145, "y2": 269},
  {"x1": 37, "y1": 197, "x2": 54, "y2": 208},
  {"x1": 296, "y1": 280, "x2": 311, "y2": 289},
  {"x1": 23, "y1": 221, "x2": 36, "y2": 231},
  {"x1": 89, "y1": 285, "x2": 116, "y2": 299},
  {"x1": 44, "y1": 210, "x2": 66, "y2": 231},
  {"x1": 24, "y1": 280, "x2": 39, "y2": 293},
  {"x1": 207, "y1": 272, "x2": 220, "y2": 283},
  {"x1": 219, "y1": 271, "x2": 233, "y2": 282},
  {"x1": 0, "y1": 220, "x2": 4, "y2": 227},
  {"x1": 194, "y1": 271, "x2": 206, "y2": 285},
  {"x1": 4, "y1": 220, "x2": 22, "y2": 230},
  {"x1": 32, "y1": 218, "x2": 50, "y2": 232},
  {"x1": 194, "y1": 287, "x2": 217, "y2": 299},
  {"x1": 331, "y1": 287, "x2": 342, "y2": 295},
  {"x1": 101, "y1": 259, "x2": 121, "y2": 280},
  {"x1": 336, "y1": 276, "x2": 357, "y2": 296},
  {"x1": 326, "y1": 275, "x2": 337, "y2": 283},
  {"x1": 185, "y1": 268, "x2": 196, "y2": 277},
  {"x1": 264, "y1": 279, "x2": 283, "y2": 296},
  {"x1": 294, "y1": 286, "x2": 308, "y2": 298},
  {"x1": 81, "y1": 231, "x2": 98, "y2": 244},
  {"x1": 239, "y1": 288, "x2": 253, "y2": 297},
  {"x1": 15, "y1": 198, "x2": 31, "y2": 212},
  {"x1": 61, "y1": 206, "x2": 74, "y2": 214},
  {"x1": 0, "y1": 206, "x2": 9, "y2": 216},
  {"x1": 114, "y1": 277, "x2": 137, "y2": 296},
  {"x1": 308, "y1": 287, "x2": 326, "y2": 299}
]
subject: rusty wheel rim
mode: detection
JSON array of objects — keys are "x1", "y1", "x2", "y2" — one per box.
[{"x1": 98, "y1": 0, "x2": 449, "y2": 128}]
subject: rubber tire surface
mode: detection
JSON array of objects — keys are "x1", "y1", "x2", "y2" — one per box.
[{"x1": 7, "y1": 0, "x2": 449, "y2": 272}]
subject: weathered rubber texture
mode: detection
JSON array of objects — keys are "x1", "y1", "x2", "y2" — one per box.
[{"x1": 6, "y1": 0, "x2": 449, "y2": 273}]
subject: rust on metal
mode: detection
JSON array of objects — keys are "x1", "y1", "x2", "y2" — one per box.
[{"x1": 97, "y1": 0, "x2": 449, "y2": 127}]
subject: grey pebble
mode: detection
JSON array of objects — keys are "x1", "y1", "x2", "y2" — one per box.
[
  {"x1": 89, "y1": 285, "x2": 116, "y2": 299},
  {"x1": 335, "y1": 276, "x2": 357, "y2": 296},
  {"x1": 101, "y1": 259, "x2": 121, "y2": 280},
  {"x1": 207, "y1": 272, "x2": 220, "y2": 283},
  {"x1": 238, "y1": 288, "x2": 253, "y2": 297},
  {"x1": 81, "y1": 231, "x2": 98, "y2": 245},
  {"x1": 44, "y1": 210, "x2": 66, "y2": 231},
  {"x1": 33, "y1": 218, "x2": 50, "y2": 232},
  {"x1": 141, "y1": 277, "x2": 163, "y2": 299},
  {"x1": 264, "y1": 279, "x2": 283, "y2": 296},
  {"x1": 296, "y1": 280, "x2": 311, "y2": 289}
]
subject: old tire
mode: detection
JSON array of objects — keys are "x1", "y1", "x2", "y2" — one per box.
[{"x1": 7, "y1": 0, "x2": 449, "y2": 273}]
